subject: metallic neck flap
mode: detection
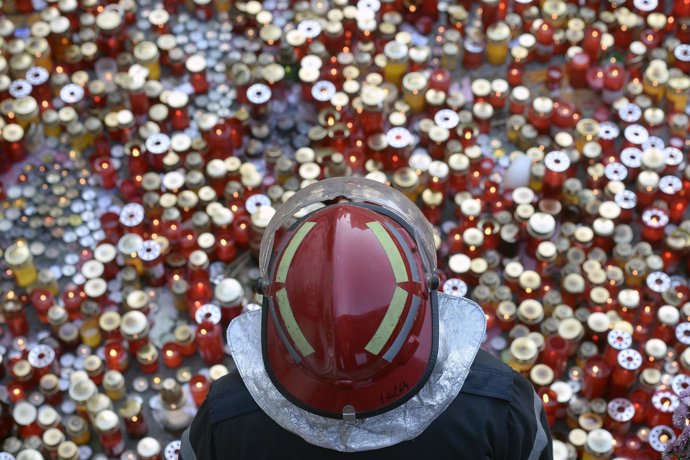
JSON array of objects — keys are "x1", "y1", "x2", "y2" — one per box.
[{"x1": 227, "y1": 292, "x2": 486, "y2": 452}]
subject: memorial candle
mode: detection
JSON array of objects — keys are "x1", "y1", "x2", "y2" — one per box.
[{"x1": 582, "y1": 357, "x2": 611, "y2": 400}]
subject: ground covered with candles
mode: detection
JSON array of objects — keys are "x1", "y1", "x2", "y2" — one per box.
[{"x1": 0, "y1": 0, "x2": 689, "y2": 458}]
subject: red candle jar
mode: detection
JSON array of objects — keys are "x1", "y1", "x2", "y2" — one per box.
[
  {"x1": 137, "y1": 240, "x2": 166, "y2": 287},
  {"x1": 247, "y1": 83, "x2": 273, "y2": 118},
  {"x1": 105, "y1": 341, "x2": 129, "y2": 372},
  {"x1": 214, "y1": 278, "x2": 244, "y2": 327},
  {"x1": 604, "y1": 329, "x2": 632, "y2": 367},
  {"x1": 216, "y1": 236, "x2": 237, "y2": 262},
  {"x1": 428, "y1": 68, "x2": 451, "y2": 93},
  {"x1": 13, "y1": 402, "x2": 41, "y2": 439},
  {"x1": 119, "y1": 398, "x2": 148, "y2": 439},
  {"x1": 543, "y1": 151, "x2": 570, "y2": 198},
  {"x1": 567, "y1": 52, "x2": 590, "y2": 89},
  {"x1": 582, "y1": 27, "x2": 603, "y2": 61},
  {"x1": 605, "y1": 398, "x2": 635, "y2": 434},
  {"x1": 582, "y1": 357, "x2": 611, "y2": 400},
  {"x1": 647, "y1": 391, "x2": 679, "y2": 427},
  {"x1": 99, "y1": 311, "x2": 122, "y2": 342},
  {"x1": 167, "y1": 92, "x2": 190, "y2": 130},
  {"x1": 120, "y1": 311, "x2": 149, "y2": 355},
  {"x1": 538, "y1": 388, "x2": 558, "y2": 427},
  {"x1": 610, "y1": 349, "x2": 642, "y2": 398},
  {"x1": 161, "y1": 342, "x2": 183, "y2": 369},
  {"x1": 136, "y1": 344, "x2": 159, "y2": 374},
  {"x1": 189, "y1": 374, "x2": 210, "y2": 407},
  {"x1": 95, "y1": 410, "x2": 125, "y2": 457},
  {"x1": 8, "y1": 381, "x2": 27, "y2": 403},
  {"x1": 675, "y1": 322, "x2": 690, "y2": 353},
  {"x1": 640, "y1": 207, "x2": 669, "y2": 243},
  {"x1": 528, "y1": 97, "x2": 553, "y2": 134},
  {"x1": 2, "y1": 124, "x2": 26, "y2": 163},
  {"x1": 2, "y1": 296, "x2": 29, "y2": 336},
  {"x1": 30, "y1": 289, "x2": 54, "y2": 324},
  {"x1": 186, "y1": 55, "x2": 209, "y2": 93},
  {"x1": 540, "y1": 335, "x2": 569, "y2": 378},
  {"x1": 27, "y1": 344, "x2": 56, "y2": 380},
  {"x1": 84, "y1": 355, "x2": 105, "y2": 385},
  {"x1": 463, "y1": 40, "x2": 484, "y2": 70},
  {"x1": 654, "y1": 305, "x2": 680, "y2": 343},
  {"x1": 174, "y1": 324, "x2": 196, "y2": 357},
  {"x1": 93, "y1": 157, "x2": 118, "y2": 189}
]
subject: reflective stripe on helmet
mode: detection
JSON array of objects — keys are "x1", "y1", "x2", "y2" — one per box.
[
  {"x1": 367, "y1": 222, "x2": 408, "y2": 283},
  {"x1": 365, "y1": 286, "x2": 408, "y2": 355},
  {"x1": 384, "y1": 222, "x2": 420, "y2": 283},
  {"x1": 276, "y1": 222, "x2": 317, "y2": 283},
  {"x1": 383, "y1": 294, "x2": 421, "y2": 362},
  {"x1": 276, "y1": 288, "x2": 315, "y2": 356}
]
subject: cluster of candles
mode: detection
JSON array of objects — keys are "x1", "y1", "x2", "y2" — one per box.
[{"x1": 1, "y1": 0, "x2": 690, "y2": 458}]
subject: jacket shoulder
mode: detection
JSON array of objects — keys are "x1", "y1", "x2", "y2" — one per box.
[
  {"x1": 207, "y1": 371, "x2": 260, "y2": 424},
  {"x1": 459, "y1": 349, "x2": 515, "y2": 402}
]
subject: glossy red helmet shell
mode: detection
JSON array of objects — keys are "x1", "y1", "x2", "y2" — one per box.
[{"x1": 262, "y1": 202, "x2": 437, "y2": 419}]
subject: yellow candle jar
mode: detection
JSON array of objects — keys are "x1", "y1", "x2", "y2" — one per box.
[
  {"x1": 667, "y1": 75, "x2": 690, "y2": 113},
  {"x1": 486, "y1": 22, "x2": 511, "y2": 65},
  {"x1": 402, "y1": 72, "x2": 428, "y2": 114},
  {"x1": 133, "y1": 41, "x2": 160, "y2": 80},
  {"x1": 4, "y1": 241, "x2": 37, "y2": 288},
  {"x1": 643, "y1": 59, "x2": 669, "y2": 104},
  {"x1": 383, "y1": 41, "x2": 409, "y2": 89},
  {"x1": 509, "y1": 337, "x2": 538, "y2": 374}
]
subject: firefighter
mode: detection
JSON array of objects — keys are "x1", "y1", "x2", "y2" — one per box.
[{"x1": 181, "y1": 177, "x2": 552, "y2": 459}]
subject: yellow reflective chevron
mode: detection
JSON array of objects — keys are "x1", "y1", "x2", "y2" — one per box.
[
  {"x1": 276, "y1": 221, "x2": 316, "y2": 283},
  {"x1": 365, "y1": 286, "x2": 408, "y2": 355},
  {"x1": 367, "y1": 221, "x2": 408, "y2": 283},
  {"x1": 275, "y1": 288, "x2": 315, "y2": 356}
]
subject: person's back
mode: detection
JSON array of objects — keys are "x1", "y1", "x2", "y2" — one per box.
[
  {"x1": 182, "y1": 348, "x2": 551, "y2": 459},
  {"x1": 181, "y1": 178, "x2": 552, "y2": 459}
]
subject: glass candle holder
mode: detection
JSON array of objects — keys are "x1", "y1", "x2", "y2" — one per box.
[
  {"x1": 582, "y1": 357, "x2": 611, "y2": 400},
  {"x1": 189, "y1": 375, "x2": 210, "y2": 407},
  {"x1": 119, "y1": 398, "x2": 148, "y2": 439},
  {"x1": 162, "y1": 342, "x2": 183, "y2": 369}
]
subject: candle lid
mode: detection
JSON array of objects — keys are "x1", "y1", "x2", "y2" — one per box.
[
  {"x1": 676, "y1": 322, "x2": 690, "y2": 345},
  {"x1": 658, "y1": 305, "x2": 680, "y2": 325},
  {"x1": 96, "y1": 10, "x2": 121, "y2": 32},
  {"x1": 119, "y1": 397, "x2": 142, "y2": 418},
  {"x1": 99, "y1": 311, "x2": 121, "y2": 332},
  {"x1": 562, "y1": 273, "x2": 585, "y2": 293},
  {"x1": 87, "y1": 393, "x2": 111, "y2": 415},
  {"x1": 120, "y1": 310, "x2": 148, "y2": 337},
  {"x1": 42, "y1": 427, "x2": 64, "y2": 447},
  {"x1": 557, "y1": 318, "x2": 583, "y2": 341},
  {"x1": 137, "y1": 437, "x2": 161, "y2": 457},
  {"x1": 671, "y1": 374, "x2": 690, "y2": 396},
  {"x1": 530, "y1": 364, "x2": 554, "y2": 386},
  {"x1": 209, "y1": 364, "x2": 229, "y2": 382},
  {"x1": 95, "y1": 409, "x2": 119, "y2": 432},
  {"x1": 57, "y1": 441, "x2": 79, "y2": 459},
  {"x1": 649, "y1": 425, "x2": 676, "y2": 453},
  {"x1": 587, "y1": 312, "x2": 610, "y2": 333},
  {"x1": 585, "y1": 429, "x2": 613, "y2": 455},
  {"x1": 37, "y1": 405, "x2": 59, "y2": 428},
  {"x1": 607, "y1": 398, "x2": 635, "y2": 422},
  {"x1": 13, "y1": 359, "x2": 32, "y2": 379},
  {"x1": 195, "y1": 304, "x2": 221, "y2": 325},
  {"x1": 83, "y1": 278, "x2": 107, "y2": 298},
  {"x1": 518, "y1": 300, "x2": 544, "y2": 324},
  {"x1": 568, "y1": 428, "x2": 587, "y2": 448},
  {"x1": 607, "y1": 329, "x2": 632, "y2": 350},
  {"x1": 69, "y1": 378, "x2": 97, "y2": 403},
  {"x1": 646, "y1": 271, "x2": 671, "y2": 293},
  {"x1": 12, "y1": 401, "x2": 37, "y2": 425},
  {"x1": 161, "y1": 378, "x2": 186, "y2": 409},
  {"x1": 83, "y1": 355, "x2": 103, "y2": 374},
  {"x1": 103, "y1": 370, "x2": 124, "y2": 389},
  {"x1": 510, "y1": 337, "x2": 537, "y2": 363},
  {"x1": 487, "y1": 21, "x2": 510, "y2": 42},
  {"x1": 550, "y1": 381, "x2": 573, "y2": 404},
  {"x1": 4, "y1": 241, "x2": 31, "y2": 265},
  {"x1": 215, "y1": 278, "x2": 244, "y2": 304},
  {"x1": 617, "y1": 349, "x2": 642, "y2": 370},
  {"x1": 527, "y1": 212, "x2": 556, "y2": 237},
  {"x1": 28, "y1": 344, "x2": 55, "y2": 368}
]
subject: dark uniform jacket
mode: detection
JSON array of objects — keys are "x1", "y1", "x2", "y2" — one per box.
[{"x1": 181, "y1": 349, "x2": 553, "y2": 459}]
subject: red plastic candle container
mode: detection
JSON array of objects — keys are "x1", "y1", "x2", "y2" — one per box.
[
  {"x1": 2, "y1": 297, "x2": 29, "y2": 337},
  {"x1": 610, "y1": 349, "x2": 642, "y2": 398},
  {"x1": 162, "y1": 342, "x2": 183, "y2": 369},
  {"x1": 567, "y1": 53, "x2": 590, "y2": 88},
  {"x1": 190, "y1": 374, "x2": 210, "y2": 407},
  {"x1": 540, "y1": 335, "x2": 569, "y2": 378},
  {"x1": 605, "y1": 398, "x2": 635, "y2": 434},
  {"x1": 582, "y1": 356, "x2": 611, "y2": 400},
  {"x1": 105, "y1": 341, "x2": 129, "y2": 372},
  {"x1": 120, "y1": 398, "x2": 148, "y2": 439},
  {"x1": 30, "y1": 289, "x2": 54, "y2": 324},
  {"x1": 604, "y1": 329, "x2": 632, "y2": 367},
  {"x1": 646, "y1": 391, "x2": 679, "y2": 427},
  {"x1": 95, "y1": 410, "x2": 125, "y2": 457},
  {"x1": 640, "y1": 207, "x2": 669, "y2": 243}
]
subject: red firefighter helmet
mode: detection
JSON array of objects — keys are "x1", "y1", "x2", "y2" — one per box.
[{"x1": 259, "y1": 177, "x2": 438, "y2": 419}]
